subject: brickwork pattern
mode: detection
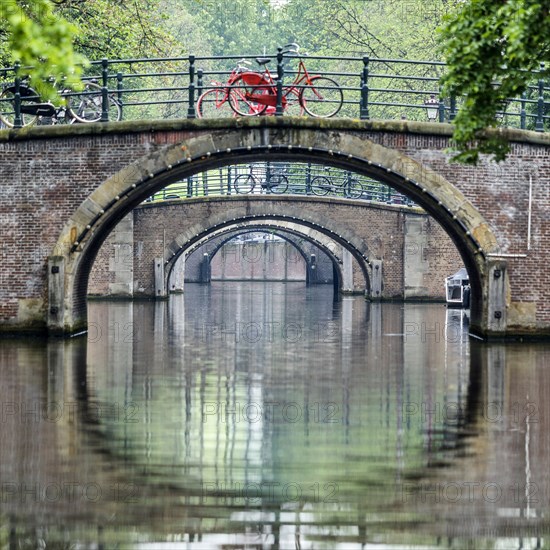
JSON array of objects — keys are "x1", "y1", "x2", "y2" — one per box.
[
  {"x1": 0, "y1": 134, "x2": 158, "y2": 325},
  {"x1": 210, "y1": 242, "x2": 307, "y2": 281},
  {"x1": 107, "y1": 200, "x2": 459, "y2": 300},
  {"x1": 359, "y1": 132, "x2": 550, "y2": 321},
  {"x1": 131, "y1": 200, "x2": 404, "y2": 298},
  {"x1": 88, "y1": 235, "x2": 113, "y2": 295}
]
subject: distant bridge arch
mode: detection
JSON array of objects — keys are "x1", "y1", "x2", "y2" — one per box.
[{"x1": 172, "y1": 224, "x2": 350, "y2": 292}]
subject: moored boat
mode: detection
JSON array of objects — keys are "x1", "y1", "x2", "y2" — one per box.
[{"x1": 445, "y1": 267, "x2": 470, "y2": 308}]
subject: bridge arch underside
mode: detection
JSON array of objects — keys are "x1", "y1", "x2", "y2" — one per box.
[
  {"x1": 54, "y1": 127, "x2": 502, "y2": 338},
  {"x1": 155, "y1": 208, "x2": 370, "y2": 297},
  {"x1": 172, "y1": 223, "x2": 353, "y2": 292},
  {"x1": 205, "y1": 229, "x2": 336, "y2": 287},
  {"x1": 184, "y1": 229, "x2": 315, "y2": 284}
]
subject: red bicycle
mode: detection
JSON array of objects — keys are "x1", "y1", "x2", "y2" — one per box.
[
  {"x1": 196, "y1": 59, "x2": 267, "y2": 118},
  {"x1": 228, "y1": 44, "x2": 343, "y2": 118}
]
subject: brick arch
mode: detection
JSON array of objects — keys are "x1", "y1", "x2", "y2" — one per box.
[
  {"x1": 168, "y1": 222, "x2": 355, "y2": 293},
  {"x1": 51, "y1": 126, "x2": 501, "y2": 336},
  {"x1": 205, "y1": 229, "x2": 311, "y2": 279},
  {"x1": 188, "y1": 229, "x2": 321, "y2": 286},
  {"x1": 162, "y1": 213, "x2": 370, "y2": 297}
]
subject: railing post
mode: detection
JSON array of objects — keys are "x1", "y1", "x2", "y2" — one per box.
[
  {"x1": 197, "y1": 68, "x2": 203, "y2": 100},
  {"x1": 275, "y1": 47, "x2": 284, "y2": 116},
  {"x1": 346, "y1": 171, "x2": 352, "y2": 198},
  {"x1": 218, "y1": 167, "x2": 223, "y2": 195},
  {"x1": 520, "y1": 91, "x2": 527, "y2": 130},
  {"x1": 116, "y1": 72, "x2": 124, "y2": 120},
  {"x1": 306, "y1": 162, "x2": 312, "y2": 195},
  {"x1": 266, "y1": 162, "x2": 272, "y2": 193},
  {"x1": 101, "y1": 58, "x2": 109, "y2": 122},
  {"x1": 535, "y1": 62, "x2": 545, "y2": 132},
  {"x1": 360, "y1": 56, "x2": 370, "y2": 120},
  {"x1": 438, "y1": 87, "x2": 445, "y2": 123},
  {"x1": 13, "y1": 62, "x2": 22, "y2": 129},
  {"x1": 187, "y1": 54, "x2": 196, "y2": 119},
  {"x1": 449, "y1": 93, "x2": 457, "y2": 121},
  {"x1": 227, "y1": 166, "x2": 232, "y2": 196}
]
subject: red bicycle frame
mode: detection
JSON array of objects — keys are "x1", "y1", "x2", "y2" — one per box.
[{"x1": 238, "y1": 57, "x2": 319, "y2": 109}]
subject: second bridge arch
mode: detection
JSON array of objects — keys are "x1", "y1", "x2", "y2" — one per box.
[{"x1": 88, "y1": 196, "x2": 462, "y2": 302}]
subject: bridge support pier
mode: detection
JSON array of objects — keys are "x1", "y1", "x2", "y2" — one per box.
[
  {"x1": 110, "y1": 214, "x2": 134, "y2": 297},
  {"x1": 371, "y1": 260, "x2": 383, "y2": 300},
  {"x1": 307, "y1": 254, "x2": 317, "y2": 285},
  {"x1": 169, "y1": 256, "x2": 185, "y2": 293},
  {"x1": 154, "y1": 258, "x2": 167, "y2": 299},
  {"x1": 485, "y1": 260, "x2": 508, "y2": 336},
  {"x1": 48, "y1": 257, "x2": 66, "y2": 334},
  {"x1": 342, "y1": 248, "x2": 354, "y2": 293},
  {"x1": 199, "y1": 253, "x2": 211, "y2": 284}
]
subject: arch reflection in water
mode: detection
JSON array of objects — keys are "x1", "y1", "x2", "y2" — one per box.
[{"x1": 1, "y1": 284, "x2": 549, "y2": 547}]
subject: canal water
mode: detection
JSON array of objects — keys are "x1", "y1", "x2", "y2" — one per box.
[{"x1": 1, "y1": 281, "x2": 549, "y2": 548}]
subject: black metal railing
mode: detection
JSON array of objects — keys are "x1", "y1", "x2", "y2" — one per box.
[
  {"x1": 0, "y1": 51, "x2": 548, "y2": 131},
  {"x1": 144, "y1": 162, "x2": 415, "y2": 207}
]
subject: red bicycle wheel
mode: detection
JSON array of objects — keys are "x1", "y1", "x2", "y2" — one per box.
[
  {"x1": 300, "y1": 76, "x2": 343, "y2": 118},
  {"x1": 197, "y1": 88, "x2": 234, "y2": 118},
  {"x1": 229, "y1": 74, "x2": 269, "y2": 116}
]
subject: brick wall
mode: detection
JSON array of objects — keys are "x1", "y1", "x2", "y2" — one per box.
[
  {"x1": 130, "y1": 199, "x2": 406, "y2": 298},
  {"x1": 210, "y1": 241, "x2": 307, "y2": 281},
  {"x1": 360, "y1": 132, "x2": 550, "y2": 321}
]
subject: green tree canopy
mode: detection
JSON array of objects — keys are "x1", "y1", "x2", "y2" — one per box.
[
  {"x1": 438, "y1": 0, "x2": 550, "y2": 163},
  {"x1": 1, "y1": 0, "x2": 86, "y2": 97},
  {"x1": 0, "y1": 0, "x2": 183, "y2": 98}
]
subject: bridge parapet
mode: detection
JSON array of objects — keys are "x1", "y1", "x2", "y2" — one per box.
[
  {"x1": 143, "y1": 161, "x2": 414, "y2": 207},
  {"x1": 1, "y1": 52, "x2": 548, "y2": 131}
]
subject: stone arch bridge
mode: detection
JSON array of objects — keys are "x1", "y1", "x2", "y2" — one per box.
[
  {"x1": 88, "y1": 197, "x2": 459, "y2": 299},
  {"x1": 0, "y1": 118, "x2": 549, "y2": 340}
]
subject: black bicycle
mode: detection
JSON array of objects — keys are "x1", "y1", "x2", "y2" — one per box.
[
  {"x1": 233, "y1": 165, "x2": 289, "y2": 194},
  {"x1": 0, "y1": 79, "x2": 122, "y2": 127},
  {"x1": 310, "y1": 171, "x2": 363, "y2": 198}
]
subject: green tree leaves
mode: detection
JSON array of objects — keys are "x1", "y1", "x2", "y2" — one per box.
[
  {"x1": 2, "y1": 0, "x2": 87, "y2": 99},
  {"x1": 439, "y1": 0, "x2": 550, "y2": 163}
]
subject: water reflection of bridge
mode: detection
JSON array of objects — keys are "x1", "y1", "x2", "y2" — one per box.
[{"x1": 2, "y1": 288, "x2": 548, "y2": 546}]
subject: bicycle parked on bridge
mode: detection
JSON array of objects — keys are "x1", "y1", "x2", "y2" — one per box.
[
  {"x1": 0, "y1": 78, "x2": 122, "y2": 127},
  {"x1": 233, "y1": 164, "x2": 289, "y2": 194},
  {"x1": 197, "y1": 44, "x2": 343, "y2": 118},
  {"x1": 228, "y1": 43, "x2": 343, "y2": 118},
  {"x1": 196, "y1": 59, "x2": 256, "y2": 118},
  {"x1": 310, "y1": 167, "x2": 364, "y2": 198},
  {"x1": 197, "y1": 56, "x2": 302, "y2": 118}
]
